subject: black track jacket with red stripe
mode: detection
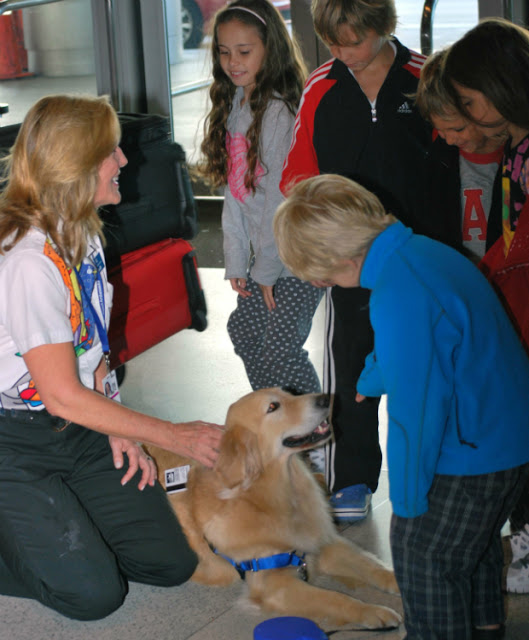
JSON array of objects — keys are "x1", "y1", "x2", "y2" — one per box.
[{"x1": 280, "y1": 39, "x2": 434, "y2": 234}]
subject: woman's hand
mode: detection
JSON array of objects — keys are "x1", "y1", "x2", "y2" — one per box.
[
  {"x1": 259, "y1": 284, "x2": 276, "y2": 311},
  {"x1": 109, "y1": 436, "x2": 157, "y2": 490},
  {"x1": 229, "y1": 277, "x2": 251, "y2": 298},
  {"x1": 169, "y1": 421, "x2": 224, "y2": 468},
  {"x1": 23, "y1": 343, "x2": 223, "y2": 470}
]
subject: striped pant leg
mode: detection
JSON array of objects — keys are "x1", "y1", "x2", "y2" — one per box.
[
  {"x1": 227, "y1": 276, "x2": 323, "y2": 393},
  {"x1": 321, "y1": 286, "x2": 381, "y2": 493},
  {"x1": 390, "y1": 466, "x2": 529, "y2": 640},
  {"x1": 471, "y1": 464, "x2": 529, "y2": 626}
]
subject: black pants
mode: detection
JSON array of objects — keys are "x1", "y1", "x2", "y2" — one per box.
[
  {"x1": 323, "y1": 286, "x2": 381, "y2": 493},
  {"x1": 0, "y1": 410, "x2": 197, "y2": 620},
  {"x1": 509, "y1": 476, "x2": 529, "y2": 531}
]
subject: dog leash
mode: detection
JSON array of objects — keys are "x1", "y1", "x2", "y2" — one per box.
[
  {"x1": 213, "y1": 549, "x2": 307, "y2": 581},
  {"x1": 326, "y1": 627, "x2": 399, "y2": 635}
]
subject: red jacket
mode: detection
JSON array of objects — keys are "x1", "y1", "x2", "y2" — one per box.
[{"x1": 480, "y1": 197, "x2": 529, "y2": 353}]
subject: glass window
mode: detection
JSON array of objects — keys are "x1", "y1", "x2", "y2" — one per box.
[
  {"x1": 1, "y1": 0, "x2": 480, "y2": 159},
  {"x1": 394, "y1": 0, "x2": 478, "y2": 52},
  {"x1": 0, "y1": 2, "x2": 97, "y2": 127}
]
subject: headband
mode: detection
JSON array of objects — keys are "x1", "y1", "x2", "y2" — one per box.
[{"x1": 225, "y1": 6, "x2": 267, "y2": 26}]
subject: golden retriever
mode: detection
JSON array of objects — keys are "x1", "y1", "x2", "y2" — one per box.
[{"x1": 145, "y1": 388, "x2": 401, "y2": 630}]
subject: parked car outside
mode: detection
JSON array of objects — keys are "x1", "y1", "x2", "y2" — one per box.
[{"x1": 181, "y1": 0, "x2": 291, "y2": 49}]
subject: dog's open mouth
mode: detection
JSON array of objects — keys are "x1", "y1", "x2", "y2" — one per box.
[{"x1": 282, "y1": 419, "x2": 331, "y2": 448}]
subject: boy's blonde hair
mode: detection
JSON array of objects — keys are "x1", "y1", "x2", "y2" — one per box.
[
  {"x1": 415, "y1": 49, "x2": 457, "y2": 122},
  {"x1": 311, "y1": 0, "x2": 397, "y2": 43},
  {"x1": 274, "y1": 174, "x2": 396, "y2": 282}
]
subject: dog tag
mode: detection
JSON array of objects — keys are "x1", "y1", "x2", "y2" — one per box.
[
  {"x1": 297, "y1": 561, "x2": 308, "y2": 582},
  {"x1": 165, "y1": 464, "x2": 190, "y2": 494}
]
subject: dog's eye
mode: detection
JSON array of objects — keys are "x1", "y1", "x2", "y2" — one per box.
[{"x1": 267, "y1": 402, "x2": 280, "y2": 413}]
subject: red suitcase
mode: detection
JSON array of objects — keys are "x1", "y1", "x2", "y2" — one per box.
[{"x1": 107, "y1": 237, "x2": 207, "y2": 369}]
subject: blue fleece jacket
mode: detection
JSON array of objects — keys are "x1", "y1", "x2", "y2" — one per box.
[{"x1": 358, "y1": 222, "x2": 529, "y2": 518}]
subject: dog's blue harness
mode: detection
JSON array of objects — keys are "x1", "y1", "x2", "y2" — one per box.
[{"x1": 214, "y1": 549, "x2": 307, "y2": 581}]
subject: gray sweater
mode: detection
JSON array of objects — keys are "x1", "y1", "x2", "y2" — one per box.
[{"x1": 223, "y1": 88, "x2": 294, "y2": 285}]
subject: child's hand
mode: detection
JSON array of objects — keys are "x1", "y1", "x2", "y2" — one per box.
[
  {"x1": 259, "y1": 284, "x2": 276, "y2": 311},
  {"x1": 355, "y1": 393, "x2": 366, "y2": 403},
  {"x1": 230, "y1": 277, "x2": 252, "y2": 298}
]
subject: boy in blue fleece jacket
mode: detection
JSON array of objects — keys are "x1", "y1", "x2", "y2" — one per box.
[{"x1": 274, "y1": 173, "x2": 529, "y2": 640}]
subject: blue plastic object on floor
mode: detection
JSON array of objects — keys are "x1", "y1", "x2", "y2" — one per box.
[{"x1": 254, "y1": 617, "x2": 328, "y2": 640}]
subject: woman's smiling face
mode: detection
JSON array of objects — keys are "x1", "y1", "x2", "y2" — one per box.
[{"x1": 94, "y1": 146, "x2": 128, "y2": 208}]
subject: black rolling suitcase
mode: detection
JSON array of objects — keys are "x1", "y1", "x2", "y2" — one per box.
[
  {"x1": 101, "y1": 113, "x2": 199, "y2": 267},
  {"x1": 0, "y1": 114, "x2": 199, "y2": 262},
  {"x1": 0, "y1": 123, "x2": 19, "y2": 164}
]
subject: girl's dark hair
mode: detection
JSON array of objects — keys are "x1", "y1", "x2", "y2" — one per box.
[
  {"x1": 197, "y1": 0, "x2": 307, "y2": 191},
  {"x1": 443, "y1": 18, "x2": 529, "y2": 131}
]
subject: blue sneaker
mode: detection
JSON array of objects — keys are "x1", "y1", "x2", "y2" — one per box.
[{"x1": 330, "y1": 484, "x2": 372, "y2": 523}]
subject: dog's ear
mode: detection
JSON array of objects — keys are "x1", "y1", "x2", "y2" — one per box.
[{"x1": 216, "y1": 425, "x2": 263, "y2": 495}]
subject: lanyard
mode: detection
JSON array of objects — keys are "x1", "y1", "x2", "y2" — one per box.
[{"x1": 74, "y1": 264, "x2": 111, "y2": 371}]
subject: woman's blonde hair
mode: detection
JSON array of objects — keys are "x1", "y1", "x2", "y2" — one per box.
[
  {"x1": 0, "y1": 94, "x2": 120, "y2": 266},
  {"x1": 197, "y1": 0, "x2": 306, "y2": 192},
  {"x1": 274, "y1": 174, "x2": 396, "y2": 281},
  {"x1": 311, "y1": 0, "x2": 397, "y2": 43}
]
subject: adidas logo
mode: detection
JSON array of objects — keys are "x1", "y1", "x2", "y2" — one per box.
[{"x1": 397, "y1": 101, "x2": 413, "y2": 114}]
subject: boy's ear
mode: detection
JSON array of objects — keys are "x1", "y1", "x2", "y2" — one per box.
[
  {"x1": 352, "y1": 255, "x2": 365, "y2": 268},
  {"x1": 342, "y1": 256, "x2": 363, "y2": 269}
]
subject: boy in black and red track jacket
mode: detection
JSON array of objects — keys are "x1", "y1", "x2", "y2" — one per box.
[
  {"x1": 281, "y1": 41, "x2": 431, "y2": 232},
  {"x1": 280, "y1": 0, "x2": 434, "y2": 523}
]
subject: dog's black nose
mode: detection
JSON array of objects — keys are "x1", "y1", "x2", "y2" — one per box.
[{"x1": 315, "y1": 394, "x2": 330, "y2": 408}]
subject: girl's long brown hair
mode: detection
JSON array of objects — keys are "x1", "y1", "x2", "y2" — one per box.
[
  {"x1": 0, "y1": 94, "x2": 120, "y2": 266},
  {"x1": 197, "y1": 0, "x2": 307, "y2": 192},
  {"x1": 443, "y1": 18, "x2": 529, "y2": 132}
]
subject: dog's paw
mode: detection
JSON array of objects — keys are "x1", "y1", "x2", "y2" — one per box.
[
  {"x1": 359, "y1": 603, "x2": 402, "y2": 629},
  {"x1": 191, "y1": 556, "x2": 240, "y2": 586},
  {"x1": 380, "y1": 570, "x2": 400, "y2": 595},
  {"x1": 369, "y1": 567, "x2": 400, "y2": 595}
]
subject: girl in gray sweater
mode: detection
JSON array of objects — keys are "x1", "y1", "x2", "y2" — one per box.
[{"x1": 198, "y1": 0, "x2": 323, "y2": 394}]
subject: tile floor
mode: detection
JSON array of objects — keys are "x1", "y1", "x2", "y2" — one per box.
[{"x1": 1, "y1": 266, "x2": 528, "y2": 640}]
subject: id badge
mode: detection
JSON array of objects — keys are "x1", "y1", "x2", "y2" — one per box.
[
  {"x1": 103, "y1": 370, "x2": 121, "y2": 403},
  {"x1": 165, "y1": 465, "x2": 190, "y2": 493}
]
